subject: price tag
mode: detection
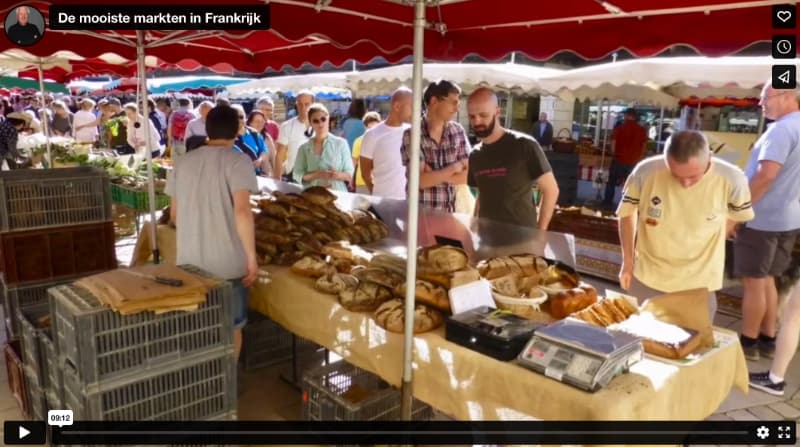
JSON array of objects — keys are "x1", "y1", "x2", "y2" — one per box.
[
  {"x1": 448, "y1": 279, "x2": 495, "y2": 315},
  {"x1": 47, "y1": 409, "x2": 73, "y2": 427}
]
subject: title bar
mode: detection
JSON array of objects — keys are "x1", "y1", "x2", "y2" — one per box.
[
  {"x1": 51, "y1": 421, "x2": 797, "y2": 445},
  {"x1": 48, "y1": 5, "x2": 270, "y2": 30}
]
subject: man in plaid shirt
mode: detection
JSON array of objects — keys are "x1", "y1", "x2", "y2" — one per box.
[{"x1": 401, "y1": 80, "x2": 470, "y2": 213}]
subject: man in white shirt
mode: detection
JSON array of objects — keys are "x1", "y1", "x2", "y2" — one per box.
[
  {"x1": 359, "y1": 87, "x2": 412, "y2": 199},
  {"x1": 185, "y1": 101, "x2": 214, "y2": 140},
  {"x1": 275, "y1": 90, "x2": 313, "y2": 181}
]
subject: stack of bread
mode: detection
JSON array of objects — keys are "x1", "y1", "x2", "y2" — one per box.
[
  {"x1": 571, "y1": 297, "x2": 703, "y2": 359},
  {"x1": 478, "y1": 254, "x2": 597, "y2": 320},
  {"x1": 253, "y1": 186, "x2": 389, "y2": 266},
  {"x1": 293, "y1": 244, "x2": 478, "y2": 334}
]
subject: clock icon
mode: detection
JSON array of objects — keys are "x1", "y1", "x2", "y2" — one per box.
[{"x1": 773, "y1": 35, "x2": 796, "y2": 58}]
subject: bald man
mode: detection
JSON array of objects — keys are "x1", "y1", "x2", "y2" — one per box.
[
  {"x1": 735, "y1": 83, "x2": 800, "y2": 361},
  {"x1": 7, "y1": 6, "x2": 40, "y2": 46},
  {"x1": 466, "y1": 87, "x2": 559, "y2": 230},
  {"x1": 359, "y1": 87, "x2": 413, "y2": 199}
]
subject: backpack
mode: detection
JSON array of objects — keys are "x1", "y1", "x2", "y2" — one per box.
[{"x1": 170, "y1": 110, "x2": 192, "y2": 142}]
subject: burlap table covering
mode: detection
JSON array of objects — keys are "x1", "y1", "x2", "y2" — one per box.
[{"x1": 250, "y1": 266, "x2": 748, "y2": 422}]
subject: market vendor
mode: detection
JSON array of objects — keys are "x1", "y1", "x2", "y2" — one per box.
[
  {"x1": 292, "y1": 102, "x2": 354, "y2": 192},
  {"x1": 166, "y1": 104, "x2": 259, "y2": 360},
  {"x1": 617, "y1": 130, "x2": 754, "y2": 318},
  {"x1": 466, "y1": 87, "x2": 559, "y2": 231},
  {"x1": 0, "y1": 112, "x2": 31, "y2": 169}
]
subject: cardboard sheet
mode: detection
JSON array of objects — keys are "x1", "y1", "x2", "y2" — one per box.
[
  {"x1": 250, "y1": 266, "x2": 749, "y2": 425},
  {"x1": 76, "y1": 264, "x2": 218, "y2": 315}
]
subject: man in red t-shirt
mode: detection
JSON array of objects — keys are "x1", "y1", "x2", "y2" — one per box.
[{"x1": 603, "y1": 108, "x2": 648, "y2": 207}]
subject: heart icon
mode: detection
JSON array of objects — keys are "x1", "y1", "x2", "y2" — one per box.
[{"x1": 778, "y1": 10, "x2": 792, "y2": 22}]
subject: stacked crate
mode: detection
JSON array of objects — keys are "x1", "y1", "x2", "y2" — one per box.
[
  {"x1": 242, "y1": 310, "x2": 323, "y2": 370},
  {"x1": 44, "y1": 265, "x2": 237, "y2": 422},
  {"x1": 0, "y1": 167, "x2": 115, "y2": 419},
  {"x1": 303, "y1": 360, "x2": 432, "y2": 423}
]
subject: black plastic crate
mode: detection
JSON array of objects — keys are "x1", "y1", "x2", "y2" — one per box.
[
  {"x1": 63, "y1": 347, "x2": 236, "y2": 421},
  {"x1": 303, "y1": 360, "x2": 432, "y2": 422},
  {"x1": 0, "y1": 167, "x2": 111, "y2": 232},
  {"x1": 242, "y1": 311, "x2": 322, "y2": 370},
  {"x1": 49, "y1": 265, "x2": 233, "y2": 385}
]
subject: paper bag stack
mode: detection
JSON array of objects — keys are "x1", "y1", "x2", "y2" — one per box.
[{"x1": 75, "y1": 265, "x2": 221, "y2": 315}]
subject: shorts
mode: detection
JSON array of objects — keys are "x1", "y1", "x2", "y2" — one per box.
[
  {"x1": 229, "y1": 278, "x2": 249, "y2": 329},
  {"x1": 733, "y1": 227, "x2": 798, "y2": 278}
]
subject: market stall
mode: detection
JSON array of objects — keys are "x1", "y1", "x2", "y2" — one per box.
[{"x1": 132, "y1": 181, "x2": 748, "y2": 424}]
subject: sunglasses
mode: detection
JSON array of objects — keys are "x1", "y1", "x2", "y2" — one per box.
[{"x1": 312, "y1": 116, "x2": 328, "y2": 124}]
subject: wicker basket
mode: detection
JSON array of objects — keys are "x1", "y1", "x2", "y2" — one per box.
[{"x1": 552, "y1": 128, "x2": 577, "y2": 153}]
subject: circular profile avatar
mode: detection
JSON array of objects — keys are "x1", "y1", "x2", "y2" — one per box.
[{"x1": 5, "y1": 5, "x2": 45, "y2": 46}]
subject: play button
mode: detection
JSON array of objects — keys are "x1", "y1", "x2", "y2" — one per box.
[{"x1": 3, "y1": 421, "x2": 45, "y2": 445}]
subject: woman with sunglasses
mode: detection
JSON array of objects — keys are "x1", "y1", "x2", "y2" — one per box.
[
  {"x1": 231, "y1": 104, "x2": 268, "y2": 175},
  {"x1": 293, "y1": 103, "x2": 353, "y2": 191}
]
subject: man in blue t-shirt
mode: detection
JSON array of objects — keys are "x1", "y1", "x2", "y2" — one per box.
[{"x1": 734, "y1": 82, "x2": 800, "y2": 363}]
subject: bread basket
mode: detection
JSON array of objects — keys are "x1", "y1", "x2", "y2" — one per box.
[{"x1": 492, "y1": 288, "x2": 550, "y2": 321}]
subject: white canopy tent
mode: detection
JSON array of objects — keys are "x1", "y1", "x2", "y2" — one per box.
[
  {"x1": 226, "y1": 72, "x2": 351, "y2": 99},
  {"x1": 538, "y1": 56, "x2": 792, "y2": 95},
  {"x1": 560, "y1": 83, "x2": 680, "y2": 109},
  {"x1": 345, "y1": 62, "x2": 563, "y2": 97}
]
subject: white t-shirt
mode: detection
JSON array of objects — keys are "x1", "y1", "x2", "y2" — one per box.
[
  {"x1": 72, "y1": 110, "x2": 98, "y2": 143},
  {"x1": 359, "y1": 122, "x2": 409, "y2": 200},
  {"x1": 277, "y1": 117, "x2": 309, "y2": 173}
]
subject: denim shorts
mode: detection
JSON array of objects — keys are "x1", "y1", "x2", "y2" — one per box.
[{"x1": 229, "y1": 278, "x2": 249, "y2": 329}]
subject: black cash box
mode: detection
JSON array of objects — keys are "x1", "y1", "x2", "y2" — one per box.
[{"x1": 445, "y1": 306, "x2": 544, "y2": 361}]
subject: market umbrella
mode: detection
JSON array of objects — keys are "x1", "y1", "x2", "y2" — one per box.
[{"x1": 5, "y1": 0, "x2": 776, "y2": 420}]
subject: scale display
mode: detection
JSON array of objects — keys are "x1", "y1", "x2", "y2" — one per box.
[{"x1": 517, "y1": 319, "x2": 643, "y2": 392}]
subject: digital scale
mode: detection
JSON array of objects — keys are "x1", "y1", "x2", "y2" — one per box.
[{"x1": 517, "y1": 318, "x2": 643, "y2": 392}]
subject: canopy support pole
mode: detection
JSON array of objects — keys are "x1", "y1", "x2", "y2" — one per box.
[
  {"x1": 137, "y1": 30, "x2": 160, "y2": 264},
  {"x1": 37, "y1": 62, "x2": 52, "y2": 169},
  {"x1": 593, "y1": 101, "x2": 602, "y2": 147},
  {"x1": 656, "y1": 106, "x2": 665, "y2": 153},
  {"x1": 505, "y1": 93, "x2": 514, "y2": 128},
  {"x1": 400, "y1": 0, "x2": 425, "y2": 423}
]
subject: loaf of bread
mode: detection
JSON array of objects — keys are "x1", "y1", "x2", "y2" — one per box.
[
  {"x1": 353, "y1": 268, "x2": 405, "y2": 289},
  {"x1": 477, "y1": 255, "x2": 549, "y2": 280},
  {"x1": 609, "y1": 314, "x2": 703, "y2": 359},
  {"x1": 290, "y1": 256, "x2": 334, "y2": 278},
  {"x1": 259, "y1": 200, "x2": 293, "y2": 219},
  {"x1": 374, "y1": 299, "x2": 444, "y2": 334},
  {"x1": 572, "y1": 296, "x2": 640, "y2": 327},
  {"x1": 301, "y1": 186, "x2": 337, "y2": 205},
  {"x1": 338, "y1": 281, "x2": 393, "y2": 312},
  {"x1": 315, "y1": 273, "x2": 358, "y2": 295},
  {"x1": 370, "y1": 254, "x2": 407, "y2": 276},
  {"x1": 549, "y1": 286, "x2": 598, "y2": 319},
  {"x1": 418, "y1": 245, "x2": 469, "y2": 274},
  {"x1": 256, "y1": 215, "x2": 291, "y2": 233},
  {"x1": 450, "y1": 268, "x2": 481, "y2": 289},
  {"x1": 393, "y1": 280, "x2": 451, "y2": 313}
]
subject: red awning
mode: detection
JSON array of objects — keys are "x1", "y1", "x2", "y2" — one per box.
[{"x1": 0, "y1": 0, "x2": 772, "y2": 72}]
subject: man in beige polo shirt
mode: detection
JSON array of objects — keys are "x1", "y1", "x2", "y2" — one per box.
[{"x1": 617, "y1": 131, "x2": 754, "y2": 318}]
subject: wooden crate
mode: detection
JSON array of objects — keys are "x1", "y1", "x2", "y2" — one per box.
[{"x1": 0, "y1": 221, "x2": 117, "y2": 286}]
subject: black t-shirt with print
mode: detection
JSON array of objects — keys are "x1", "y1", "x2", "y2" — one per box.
[{"x1": 467, "y1": 130, "x2": 552, "y2": 227}]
